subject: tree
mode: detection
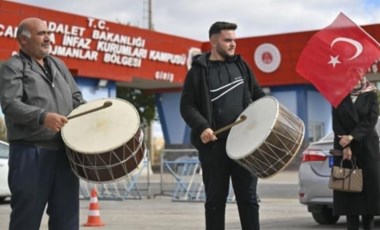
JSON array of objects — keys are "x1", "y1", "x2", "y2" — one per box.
[
  {"x1": 116, "y1": 87, "x2": 156, "y2": 128},
  {"x1": 116, "y1": 87, "x2": 157, "y2": 160}
]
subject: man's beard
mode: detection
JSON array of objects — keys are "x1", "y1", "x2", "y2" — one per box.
[{"x1": 217, "y1": 48, "x2": 234, "y2": 60}]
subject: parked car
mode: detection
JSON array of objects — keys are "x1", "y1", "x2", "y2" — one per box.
[
  {"x1": 298, "y1": 118, "x2": 380, "y2": 225},
  {"x1": 0, "y1": 140, "x2": 10, "y2": 201}
]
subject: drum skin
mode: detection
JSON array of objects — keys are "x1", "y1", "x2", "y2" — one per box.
[
  {"x1": 61, "y1": 98, "x2": 145, "y2": 183},
  {"x1": 226, "y1": 96, "x2": 305, "y2": 179}
]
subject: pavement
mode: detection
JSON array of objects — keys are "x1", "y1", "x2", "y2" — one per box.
[{"x1": 0, "y1": 169, "x2": 349, "y2": 230}]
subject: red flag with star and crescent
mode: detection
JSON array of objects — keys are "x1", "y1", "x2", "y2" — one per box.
[{"x1": 296, "y1": 12, "x2": 380, "y2": 108}]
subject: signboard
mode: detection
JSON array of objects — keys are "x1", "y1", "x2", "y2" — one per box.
[
  {"x1": 0, "y1": 1, "x2": 202, "y2": 85},
  {"x1": 2, "y1": 2, "x2": 380, "y2": 88}
]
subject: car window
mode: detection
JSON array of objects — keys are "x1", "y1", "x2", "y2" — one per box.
[{"x1": 0, "y1": 142, "x2": 9, "y2": 159}]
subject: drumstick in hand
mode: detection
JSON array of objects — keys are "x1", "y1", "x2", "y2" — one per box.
[
  {"x1": 67, "y1": 101, "x2": 113, "y2": 120},
  {"x1": 214, "y1": 115, "x2": 247, "y2": 135}
]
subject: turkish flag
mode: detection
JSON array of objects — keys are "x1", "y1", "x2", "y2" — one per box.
[{"x1": 296, "y1": 12, "x2": 380, "y2": 107}]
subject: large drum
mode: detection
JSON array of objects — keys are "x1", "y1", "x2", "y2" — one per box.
[
  {"x1": 61, "y1": 98, "x2": 145, "y2": 183},
  {"x1": 226, "y1": 96, "x2": 304, "y2": 179}
]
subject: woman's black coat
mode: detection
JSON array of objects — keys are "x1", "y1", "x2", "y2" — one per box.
[{"x1": 332, "y1": 91, "x2": 380, "y2": 215}]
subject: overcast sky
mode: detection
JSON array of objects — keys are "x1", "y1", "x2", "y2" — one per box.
[{"x1": 11, "y1": 0, "x2": 380, "y2": 41}]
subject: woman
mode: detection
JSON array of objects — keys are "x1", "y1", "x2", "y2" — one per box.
[{"x1": 332, "y1": 77, "x2": 380, "y2": 230}]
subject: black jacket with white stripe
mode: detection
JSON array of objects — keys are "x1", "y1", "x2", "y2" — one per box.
[{"x1": 180, "y1": 52, "x2": 265, "y2": 149}]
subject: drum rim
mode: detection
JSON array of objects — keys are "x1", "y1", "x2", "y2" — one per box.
[
  {"x1": 61, "y1": 98, "x2": 141, "y2": 154},
  {"x1": 226, "y1": 96, "x2": 279, "y2": 160},
  {"x1": 227, "y1": 96, "x2": 306, "y2": 179}
]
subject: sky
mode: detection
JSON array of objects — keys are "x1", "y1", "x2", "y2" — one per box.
[{"x1": 10, "y1": 0, "x2": 380, "y2": 41}]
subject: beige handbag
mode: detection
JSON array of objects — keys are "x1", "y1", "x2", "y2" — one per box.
[{"x1": 328, "y1": 156, "x2": 363, "y2": 193}]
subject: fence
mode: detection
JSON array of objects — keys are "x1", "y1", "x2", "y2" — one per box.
[
  {"x1": 79, "y1": 157, "x2": 149, "y2": 200},
  {"x1": 79, "y1": 148, "x2": 236, "y2": 202},
  {"x1": 154, "y1": 148, "x2": 235, "y2": 202}
]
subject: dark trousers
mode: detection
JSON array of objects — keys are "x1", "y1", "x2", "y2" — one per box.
[
  {"x1": 8, "y1": 143, "x2": 79, "y2": 230},
  {"x1": 346, "y1": 215, "x2": 374, "y2": 230},
  {"x1": 199, "y1": 139, "x2": 260, "y2": 230}
]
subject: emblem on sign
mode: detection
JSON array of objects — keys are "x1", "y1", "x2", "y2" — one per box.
[{"x1": 254, "y1": 43, "x2": 281, "y2": 73}]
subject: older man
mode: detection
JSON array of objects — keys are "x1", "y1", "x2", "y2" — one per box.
[{"x1": 0, "y1": 17, "x2": 85, "y2": 230}]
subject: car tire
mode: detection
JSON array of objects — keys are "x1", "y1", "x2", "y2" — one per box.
[{"x1": 311, "y1": 207, "x2": 339, "y2": 225}]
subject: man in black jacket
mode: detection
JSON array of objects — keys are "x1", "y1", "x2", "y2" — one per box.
[{"x1": 180, "y1": 21, "x2": 266, "y2": 230}]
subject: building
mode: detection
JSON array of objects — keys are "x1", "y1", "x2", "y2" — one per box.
[{"x1": 1, "y1": 1, "x2": 380, "y2": 150}]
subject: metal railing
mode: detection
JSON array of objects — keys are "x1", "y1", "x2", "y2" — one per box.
[
  {"x1": 155, "y1": 148, "x2": 235, "y2": 202},
  {"x1": 79, "y1": 158, "x2": 148, "y2": 200}
]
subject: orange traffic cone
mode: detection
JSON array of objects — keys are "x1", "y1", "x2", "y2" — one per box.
[{"x1": 83, "y1": 188, "x2": 105, "y2": 227}]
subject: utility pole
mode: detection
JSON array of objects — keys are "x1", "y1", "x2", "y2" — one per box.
[
  {"x1": 144, "y1": 0, "x2": 154, "y2": 199},
  {"x1": 148, "y1": 0, "x2": 153, "y2": 30},
  {"x1": 143, "y1": 0, "x2": 154, "y2": 30}
]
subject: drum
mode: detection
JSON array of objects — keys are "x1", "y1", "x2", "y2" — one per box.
[
  {"x1": 61, "y1": 98, "x2": 145, "y2": 183},
  {"x1": 226, "y1": 96, "x2": 304, "y2": 179}
]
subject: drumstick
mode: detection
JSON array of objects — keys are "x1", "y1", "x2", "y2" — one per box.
[
  {"x1": 67, "y1": 101, "x2": 113, "y2": 120},
  {"x1": 213, "y1": 115, "x2": 247, "y2": 135}
]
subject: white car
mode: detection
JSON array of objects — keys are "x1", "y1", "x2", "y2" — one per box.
[{"x1": 0, "y1": 140, "x2": 10, "y2": 201}]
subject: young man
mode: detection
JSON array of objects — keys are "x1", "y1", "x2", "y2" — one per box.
[
  {"x1": 180, "y1": 21, "x2": 266, "y2": 230},
  {"x1": 0, "y1": 17, "x2": 85, "y2": 230}
]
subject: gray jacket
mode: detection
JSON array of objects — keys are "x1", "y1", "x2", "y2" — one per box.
[{"x1": 0, "y1": 52, "x2": 85, "y2": 142}]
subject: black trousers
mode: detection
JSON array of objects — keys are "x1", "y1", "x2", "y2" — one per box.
[
  {"x1": 199, "y1": 139, "x2": 260, "y2": 230},
  {"x1": 8, "y1": 143, "x2": 79, "y2": 230},
  {"x1": 346, "y1": 215, "x2": 374, "y2": 230}
]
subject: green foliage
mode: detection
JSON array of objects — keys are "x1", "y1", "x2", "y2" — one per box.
[{"x1": 116, "y1": 87, "x2": 156, "y2": 128}]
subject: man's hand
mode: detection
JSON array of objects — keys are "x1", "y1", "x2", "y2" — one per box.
[
  {"x1": 200, "y1": 128, "x2": 217, "y2": 144},
  {"x1": 43, "y1": 112, "x2": 68, "y2": 132}
]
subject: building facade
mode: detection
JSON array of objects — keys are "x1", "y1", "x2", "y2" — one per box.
[{"x1": 1, "y1": 1, "x2": 380, "y2": 148}]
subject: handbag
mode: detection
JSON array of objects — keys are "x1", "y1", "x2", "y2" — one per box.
[{"x1": 328, "y1": 155, "x2": 363, "y2": 193}]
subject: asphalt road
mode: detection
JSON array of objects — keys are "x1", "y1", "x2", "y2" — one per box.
[{"x1": 0, "y1": 170, "x2": 378, "y2": 229}]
